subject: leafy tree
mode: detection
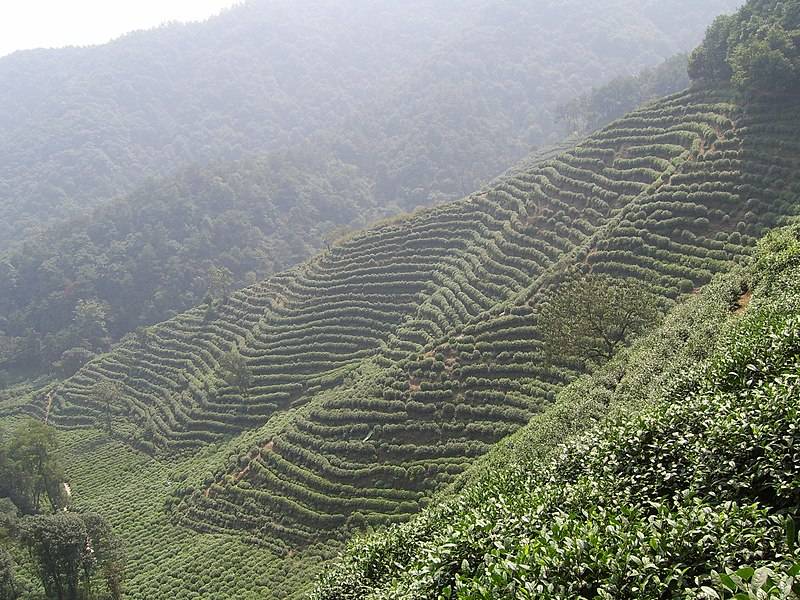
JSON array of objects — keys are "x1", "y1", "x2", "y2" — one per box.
[
  {"x1": 0, "y1": 547, "x2": 17, "y2": 600},
  {"x1": 82, "y1": 513, "x2": 125, "y2": 600},
  {"x1": 19, "y1": 513, "x2": 87, "y2": 600},
  {"x1": 1, "y1": 421, "x2": 66, "y2": 514},
  {"x1": 91, "y1": 382, "x2": 122, "y2": 435},
  {"x1": 207, "y1": 267, "x2": 234, "y2": 302},
  {"x1": 539, "y1": 275, "x2": 661, "y2": 365},
  {"x1": 689, "y1": 0, "x2": 800, "y2": 94},
  {"x1": 73, "y1": 300, "x2": 110, "y2": 351},
  {"x1": 730, "y1": 26, "x2": 800, "y2": 93},
  {"x1": 688, "y1": 15, "x2": 734, "y2": 83},
  {"x1": 55, "y1": 347, "x2": 95, "y2": 378},
  {"x1": 220, "y1": 349, "x2": 251, "y2": 395},
  {"x1": 18, "y1": 511, "x2": 124, "y2": 600}
]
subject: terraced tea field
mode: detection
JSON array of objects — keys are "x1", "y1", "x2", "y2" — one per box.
[{"x1": 3, "y1": 88, "x2": 800, "y2": 599}]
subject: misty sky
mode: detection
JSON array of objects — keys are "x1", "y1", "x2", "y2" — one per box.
[{"x1": 0, "y1": 0, "x2": 241, "y2": 58}]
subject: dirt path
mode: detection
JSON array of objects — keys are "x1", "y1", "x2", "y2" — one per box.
[{"x1": 44, "y1": 390, "x2": 54, "y2": 424}]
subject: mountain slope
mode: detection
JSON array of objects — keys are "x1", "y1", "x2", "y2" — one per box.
[
  {"x1": 1, "y1": 84, "x2": 796, "y2": 599},
  {"x1": 0, "y1": 0, "x2": 739, "y2": 248},
  {"x1": 0, "y1": 152, "x2": 377, "y2": 374},
  {"x1": 313, "y1": 224, "x2": 800, "y2": 600}
]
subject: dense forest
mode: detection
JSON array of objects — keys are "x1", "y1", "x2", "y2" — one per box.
[
  {"x1": 3, "y1": 0, "x2": 800, "y2": 598},
  {"x1": 0, "y1": 0, "x2": 740, "y2": 381},
  {"x1": 0, "y1": 0, "x2": 741, "y2": 248}
]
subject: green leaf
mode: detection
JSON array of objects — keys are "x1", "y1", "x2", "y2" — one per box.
[
  {"x1": 719, "y1": 573, "x2": 736, "y2": 591},
  {"x1": 785, "y1": 516, "x2": 797, "y2": 550}
]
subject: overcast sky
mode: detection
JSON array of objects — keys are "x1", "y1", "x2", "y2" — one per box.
[{"x1": 0, "y1": 0, "x2": 242, "y2": 58}]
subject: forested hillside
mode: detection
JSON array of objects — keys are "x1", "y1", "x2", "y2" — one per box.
[
  {"x1": 0, "y1": 153, "x2": 376, "y2": 377},
  {"x1": 0, "y1": 0, "x2": 739, "y2": 248},
  {"x1": 0, "y1": 0, "x2": 740, "y2": 381}
]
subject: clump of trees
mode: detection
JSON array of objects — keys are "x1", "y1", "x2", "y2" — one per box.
[
  {"x1": 689, "y1": 0, "x2": 800, "y2": 95},
  {"x1": 0, "y1": 420, "x2": 125, "y2": 600},
  {"x1": 559, "y1": 53, "x2": 690, "y2": 135},
  {"x1": 18, "y1": 512, "x2": 124, "y2": 600},
  {"x1": 0, "y1": 420, "x2": 66, "y2": 515},
  {"x1": 539, "y1": 274, "x2": 662, "y2": 365}
]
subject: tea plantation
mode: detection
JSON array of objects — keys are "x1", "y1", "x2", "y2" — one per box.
[
  {"x1": 2, "y1": 79, "x2": 798, "y2": 597},
  {"x1": 312, "y1": 224, "x2": 800, "y2": 600}
]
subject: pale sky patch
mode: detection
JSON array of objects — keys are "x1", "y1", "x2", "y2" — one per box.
[{"x1": 0, "y1": 0, "x2": 242, "y2": 58}]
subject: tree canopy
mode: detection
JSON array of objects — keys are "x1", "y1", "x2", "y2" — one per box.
[
  {"x1": 689, "y1": 0, "x2": 800, "y2": 94},
  {"x1": 0, "y1": 420, "x2": 66, "y2": 515},
  {"x1": 19, "y1": 512, "x2": 124, "y2": 600},
  {"x1": 539, "y1": 275, "x2": 662, "y2": 365}
]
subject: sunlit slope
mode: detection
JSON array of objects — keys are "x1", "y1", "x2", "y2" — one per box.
[{"x1": 21, "y1": 89, "x2": 800, "y2": 550}]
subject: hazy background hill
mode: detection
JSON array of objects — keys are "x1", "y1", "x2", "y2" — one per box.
[
  {"x1": 0, "y1": 0, "x2": 741, "y2": 379},
  {"x1": 0, "y1": 0, "x2": 739, "y2": 247}
]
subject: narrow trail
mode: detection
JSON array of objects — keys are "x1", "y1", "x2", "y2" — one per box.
[{"x1": 44, "y1": 390, "x2": 54, "y2": 424}]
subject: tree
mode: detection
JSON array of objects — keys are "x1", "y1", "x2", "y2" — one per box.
[
  {"x1": 688, "y1": 15, "x2": 734, "y2": 83},
  {"x1": 19, "y1": 513, "x2": 87, "y2": 600},
  {"x1": 207, "y1": 266, "x2": 233, "y2": 302},
  {"x1": 55, "y1": 347, "x2": 95, "y2": 378},
  {"x1": 72, "y1": 300, "x2": 110, "y2": 351},
  {"x1": 539, "y1": 274, "x2": 661, "y2": 365},
  {"x1": 219, "y1": 348, "x2": 251, "y2": 395},
  {"x1": 730, "y1": 26, "x2": 800, "y2": 94},
  {"x1": 689, "y1": 2, "x2": 800, "y2": 95},
  {"x1": 1, "y1": 421, "x2": 66, "y2": 514},
  {"x1": 18, "y1": 512, "x2": 124, "y2": 600},
  {"x1": 91, "y1": 382, "x2": 122, "y2": 435},
  {"x1": 0, "y1": 547, "x2": 17, "y2": 600},
  {"x1": 82, "y1": 513, "x2": 125, "y2": 600}
]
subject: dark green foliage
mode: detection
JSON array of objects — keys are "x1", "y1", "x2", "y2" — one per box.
[
  {"x1": 0, "y1": 420, "x2": 66, "y2": 514},
  {"x1": 0, "y1": 158, "x2": 376, "y2": 374},
  {"x1": 539, "y1": 274, "x2": 662, "y2": 364},
  {"x1": 0, "y1": 547, "x2": 16, "y2": 600},
  {"x1": 18, "y1": 511, "x2": 124, "y2": 600},
  {"x1": 689, "y1": 0, "x2": 800, "y2": 94}
]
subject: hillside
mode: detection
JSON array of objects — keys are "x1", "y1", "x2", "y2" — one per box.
[
  {"x1": 313, "y1": 225, "x2": 800, "y2": 600},
  {"x1": 1, "y1": 78, "x2": 798, "y2": 597},
  {"x1": 0, "y1": 0, "x2": 738, "y2": 249},
  {"x1": 0, "y1": 52, "x2": 694, "y2": 382},
  {"x1": 4, "y1": 1, "x2": 800, "y2": 596},
  {"x1": 0, "y1": 0, "x2": 741, "y2": 382},
  {"x1": 0, "y1": 152, "x2": 377, "y2": 376}
]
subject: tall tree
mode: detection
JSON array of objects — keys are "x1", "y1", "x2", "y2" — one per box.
[
  {"x1": 539, "y1": 274, "x2": 662, "y2": 365},
  {"x1": 0, "y1": 547, "x2": 17, "y2": 600},
  {"x1": 91, "y1": 382, "x2": 122, "y2": 435},
  {"x1": 19, "y1": 513, "x2": 87, "y2": 600},
  {"x1": 2, "y1": 421, "x2": 65, "y2": 513},
  {"x1": 18, "y1": 512, "x2": 124, "y2": 600}
]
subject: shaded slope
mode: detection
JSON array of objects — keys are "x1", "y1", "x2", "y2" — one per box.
[
  {"x1": 0, "y1": 153, "x2": 376, "y2": 374},
  {"x1": 15, "y1": 89, "x2": 799, "y2": 554}
]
